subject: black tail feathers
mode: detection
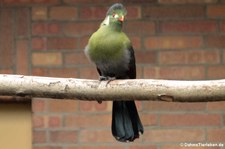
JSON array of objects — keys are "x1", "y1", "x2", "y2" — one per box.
[{"x1": 112, "y1": 101, "x2": 144, "y2": 142}]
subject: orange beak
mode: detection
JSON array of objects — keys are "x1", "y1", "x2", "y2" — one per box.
[{"x1": 118, "y1": 16, "x2": 124, "y2": 22}]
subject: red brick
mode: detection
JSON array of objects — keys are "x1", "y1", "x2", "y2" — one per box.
[
  {"x1": 0, "y1": 48, "x2": 13, "y2": 69},
  {"x1": 95, "y1": 101, "x2": 109, "y2": 111},
  {"x1": 124, "y1": 0, "x2": 157, "y2": 3},
  {"x1": 136, "y1": 51, "x2": 157, "y2": 64},
  {"x1": 32, "y1": 38, "x2": 46, "y2": 50},
  {"x1": 79, "y1": 36, "x2": 89, "y2": 49},
  {"x1": 220, "y1": 49, "x2": 225, "y2": 63},
  {"x1": 207, "y1": 101, "x2": 225, "y2": 111},
  {"x1": 206, "y1": 35, "x2": 225, "y2": 48},
  {"x1": 32, "y1": 23, "x2": 61, "y2": 35},
  {"x1": 79, "y1": 129, "x2": 114, "y2": 143},
  {"x1": 32, "y1": 115, "x2": 45, "y2": 128},
  {"x1": 159, "y1": 66, "x2": 205, "y2": 80},
  {"x1": 48, "y1": 23, "x2": 61, "y2": 34},
  {"x1": 64, "y1": 0, "x2": 120, "y2": 4},
  {"x1": 32, "y1": 68, "x2": 49, "y2": 76},
  {"x1": 223, "y1": 115, "x2": 225, "y2": 124},
  {"x1": 79, "y1": 101, "x2": 92, "y2": 111},
  {"x1": 48, "y1": 68, "x2": 78, "y2": 78},
  {"x1": 143, "y1": 67, "x2": 158, "y2": 79},
  {"x1": 159, "y1": 50, "x2": 220, "y2": 65},
  {"x1": 0, "y1": 69, "x2": 13, "y2": 74},
  {"x1": 143, "y1": 101, "x2": 206, "y2": 111},
  {"x1": 159, "y1": 0, "x2": 218, "y2": 4},
  {"x1": 207, "y1": 129, "x2": 225, "y2": 141},
  {"x1": 145, "y1": 36, "x2": 203, "y2": 49},
  {"x1": 79, "y1": 67, "x2": 99, "y2": 79},
  {"x1": 32, "y1": 52, "x2": 62, "y2": 66},
  {"x1": 141, "y1": 113, "x2": 158, "y2": 126},
  {"x1": 159, "y1": 51, "x2": 186, "y2": 65},
  {"x1": 50, "y1": 7, "x2": 77, "y2": 20},
  {"x1": 3, "y1": 0, "x2": 59, "y2": 5},
  {"x1": 33, "y1": 130, "x2": 46, "y2": 143},
  {"x1": 47, "y1": 37, "x2": 77, "y2": 50},
  {"x1": 50, "y1": 131, "x2": 77, "y2": 143},
  {"x1": 130, "y1": 36, "x2": 141, "y2": 49},
  {"x1": 64, "y1": 114, "x2": 111, "y2": 128},
  {"x1": 125, "y1": 21, "x2": 155, "y2": 35},
  {"x1": 160, "y1": 114, "x2": 221, "y2": 126},
  {"x1": 33, "y1": 0, "x2": 59, "y2": 4},
  {"x1": 207, "y1": 66, "x2": 225, "y2": 79},
  {"x1": 63, "y1": 22, "x2": 98, "y2": 36},
  {"x1": 126, "y1": 6, "x2": 141, "y2": 19},
  {"x1": 15, "y1": 8, "x2": 29, "y2": 37},
  {"x1": 16, "y1": 39, "x2": 29, "y2": 75},
  {"x1": 207, "y1": 5, "x2": 225, "y2": 17},
  {"x1": 143, "y1": 6, "x2": 205, "y2": 18},
  {"x1": 79, "y1": 6, "x2": 107, "y2": 20},
  {"x1": 0, "y1": 9, "x2": 13, "y2": 68},
  {"x1": 65, "y1": 52, "x2": 89, "y2": 65},
  {"x1": 134, "y1": 101, "x2": 143, "y2": 111},
  {"x1": 160, "y1": 20, "x2": 217, "y2": 33},
  {"x1": 187, "y1": 50, "x2": 220, "y2": 64},
  {"x1": 64, "y1": 5, "x2": 137, "y2": 19},
  {"x1": 32, "y1": 98, "x2": 46, "y2": 112},
  {"x1": 144, "y1": 129, "x2": 204, "y2": 142},
  {"x1": 48, "y1": 116, "x2": 61, "y2": 127},
  {"x1": 48, "y1": 100, "x2": 78, "y2": 112},
  {"x1": 221, "y1": 21, "x2": 225, "y2": 32},
  {"x1": 79, "y1": 101, "x2": 111, "y2": 112},
  {"x1": 32, "y1": 7, "x2": 47, "y2": 20}
]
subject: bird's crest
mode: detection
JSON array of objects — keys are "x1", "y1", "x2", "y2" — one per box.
[{"x1": 106, "y1": 3, "x2": 127, "y2": 16}]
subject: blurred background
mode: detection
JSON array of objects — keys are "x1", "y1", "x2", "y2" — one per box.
[{"x1": 0, "y1": 0, "x2": 225, "y2": 149}]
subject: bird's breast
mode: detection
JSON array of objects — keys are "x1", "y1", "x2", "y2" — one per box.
[{"x1": 88, "y1": 31, "x2": 128, "y2": 63}]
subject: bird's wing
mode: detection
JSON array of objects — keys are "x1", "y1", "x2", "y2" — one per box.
[{"x1": 126, "y1": 46, "x2": 136, "y2": 79}]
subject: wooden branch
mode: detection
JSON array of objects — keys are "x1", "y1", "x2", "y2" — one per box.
[{"x1": 0, "y1": 74, "x2": 225, "y2": 102}]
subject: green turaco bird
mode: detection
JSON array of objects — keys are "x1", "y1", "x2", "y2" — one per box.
[{"x1": 84, "y1": 3, "x2": 144, "y2": 142}]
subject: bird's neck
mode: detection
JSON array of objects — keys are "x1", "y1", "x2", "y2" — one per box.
[{"x1": 110, "y1": 23, "x2": 123, "y2": 32}]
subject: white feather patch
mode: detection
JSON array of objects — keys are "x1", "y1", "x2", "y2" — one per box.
[{"x1": 103, "y1": 16, "x2": 110, "y2": 26}]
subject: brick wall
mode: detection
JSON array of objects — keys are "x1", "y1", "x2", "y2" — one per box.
[{"x1": 1, "y1": 0, "x2": 225, "y2": 149}]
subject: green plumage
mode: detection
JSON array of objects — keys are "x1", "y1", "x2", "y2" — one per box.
[{"x1": 87, "y1": 25, "x2": 130, "y2": 63}]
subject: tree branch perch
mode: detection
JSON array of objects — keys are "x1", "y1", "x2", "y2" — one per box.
[{"x1": 0, "y1": 74, "x2": 224, "y2": 102}]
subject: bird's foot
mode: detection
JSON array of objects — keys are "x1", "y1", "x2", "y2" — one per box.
[
  {"x1": 97, "y1": 76, "x2": 116, "y2": 104},
  {"x1": 99, "y1": 76, "x2": 116, "y2": 81},
  {"x1": 99, "y1": 76, "x2": 116, "y2": 85}
]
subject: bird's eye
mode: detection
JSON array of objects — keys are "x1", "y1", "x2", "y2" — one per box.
[{"x1": 112, "y1": 13, "x2": 119, "y2": 19}]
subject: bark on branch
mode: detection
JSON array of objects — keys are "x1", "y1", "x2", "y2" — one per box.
[{"x1": 0, "y1": 74, "x2": 224, "y2": 102}]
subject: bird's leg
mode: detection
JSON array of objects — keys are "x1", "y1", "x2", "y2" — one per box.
[
  {"x1": 97, "y1": 76, "x2": 116, "y2": 104},
  {"x1": 99, "y1": 76, "x2": 116, "y2": 83}
]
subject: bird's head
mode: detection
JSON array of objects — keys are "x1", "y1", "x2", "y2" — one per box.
[{"x1": 101, "y1": 3, "x2": 127, "y2": 28}]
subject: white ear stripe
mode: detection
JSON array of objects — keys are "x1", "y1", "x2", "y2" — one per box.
[{"x1": 105, "y1": 16, "x2": 110, "y2": 25}]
